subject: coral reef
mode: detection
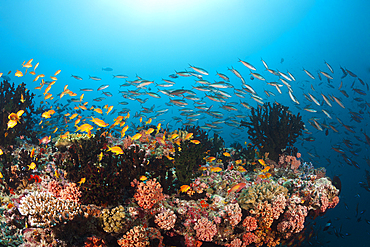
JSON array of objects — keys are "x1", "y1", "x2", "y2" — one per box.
[{"x1": 240, "y1": 102, "x2": 304, "y2": 161}]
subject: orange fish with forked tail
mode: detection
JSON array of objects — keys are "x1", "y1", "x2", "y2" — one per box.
[{"x1": 228, "y1": 182, "x2": 246, "y2": 195}]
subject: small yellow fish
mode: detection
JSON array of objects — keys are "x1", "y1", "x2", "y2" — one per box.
[
  {"x1": 206, "y1": 156, "x2": 216, "y2": 163},
  {"x1": 166, "y1": 155, "x2": 174, "y2": 160},
  {"x1": 54, "y1": 69, "x2": 61, "y2": 76},
  {"x1": 258, "y1": 159, "x2": 266, "y2": 166},
  {"x1": 30, "y1": 148, "x2": 35, "y2": 158},
  {"x1": 140, "y1": 117, "x2": 143, "y2": 123},
  {"x1": 145, "y1": 118, "x2": 152, "y2": 125},
  {"x1": 131, "y1": 133, "x2": 142, "y2": 141},
  {"x1": 108, "y1": 146, "x2": 124, "y2": 155},
  {"x1": 78, "y1": 177, "x2": 86, "y2": 185},
  {"x1": 139, "y1": 175, "x2": 148, "y2": 181},
  {"x1": 185, "y1": 133, "x2": 193, "y2": 140},
  {"x1": 106, "y1": 105, "x2": 113, "y2": 115},
  {"x1": 94, "y1": 108, "x2": 103, "y2": 114},
  {"x1": 180, "y1": 185, "x2": 191, "y2": 193},
  {"x1": 15, "y1": 70, "x2": 23, "y2": 77},
  {"x1": 28, "y1": 162, "x2": 36, "y2": 170},
  {"x1": 0, "y1": 171, "x2": 3, "y2": 178},
  {"x1": 237, "y1": 166, "x2": 247, "y2": 172},
  {"x1": 98, "y1": 152, "x2": 103, "y2": 161},
  {"x1": 210, "y1": 167, "x2": 222, "y2": 172},
  {"x1": 223, "y1": 152, "x2": 231, "y2": 157},
  {"x1": 261, "y1": 166, "x2": 270, "y2": 173},
  {"x1": 91, "y1": 117, "x2": 109, "y2": 127},
  {"x1": 156, "y1": 123, "x2": 161, "y2": 134},
  {"x1": 145, "y1": 128, "x2": 154, "y2": 135},
  {"x1": 190, "y1": 140, "x2": 200, "y2": 144},
  {"x1": 170, "y1": 134, "x2": 179, "y2": 140},
  {"x1": 76, "y1": 123, "x2": 93, "y2": 133},
  {"x1": 198, "y1": 166, "x2": 207, "y2": 171},
  {"x1": 235, "y1": 160, "x2": 242, "y2": 165},
  {"x1": 0, "y1": 149, "x2": 3, "y2": 155},
  {"x1": 70, "y1": 113, "x2": 78, "y2": 120},
  {"x1": 54, "y1": 170, "x2": 60, "y2": 178},
  {"x1": 20, "y1": 94, "x2": 26, "y2": 103}
]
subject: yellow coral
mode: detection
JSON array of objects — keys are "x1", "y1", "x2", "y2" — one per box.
[
  {"x1": 101, "y1": 205, "x2": 127, "y2": 233},
  {"x1": 238, "y1": 182, "x2": 288, "y2": 210}
]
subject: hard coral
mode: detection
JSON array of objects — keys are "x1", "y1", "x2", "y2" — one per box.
[
  {"x1": 241, "y1": 102, "x2": 304, "y2": 161},
  {"x1": 18, "y1": 191, "x2": 81, "y2": 227},
  {"x1": 132, "y1": 178, "x2": 165, "y2": 210}
]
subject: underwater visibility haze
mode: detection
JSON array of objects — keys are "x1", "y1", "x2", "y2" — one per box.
[{"x1": 0, "y1": 0, "x2": 370, "y2": 246}]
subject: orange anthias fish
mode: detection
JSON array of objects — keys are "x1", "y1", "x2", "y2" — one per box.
[
  {"x1": 39, "y1": 136, "x2": 51, "y2": 145},
  {"x1": 258, "y1": 159, "x2": 267, "y2": 166},
  {"x1": 185, "y1": 133, "x2": 193, "y2": 140},
  {"x1": 179, "y1": 185, "x2": 191, "y2": 193},
  {"x1": 90, "y1": 117, "x2": 109, "y2": 127},
  {"x1": 210, "y1": 166, "x2": 222, "y2": 172},
  {"x1": 228, "y1": 182, "x2": 247, "y2": 195},
  {"x1": 190, "y1": 140, "x2": 201, "y2": 144},
  {"x1": 206, "y1": 156, "x2": 216, "y2": 163},
  {"x1": 7, "y1": 110, "x2": 24, "y2": 129},
  {"x1": 78, "y1": 177, "x2": 86, "y2": 185}
]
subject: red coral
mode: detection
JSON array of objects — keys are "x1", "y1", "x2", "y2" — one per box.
[
  {"x1": 47, "y1": 180, "x2": 62, "y2": 197},
  {"x1": 133, "y1": 178, "x2": 165, "y2": 210},
  {"x1": 60, "y1": 183, "x2": 82, "y2": 203},
  {"x1": 242, "y1": 216, "x2": 257, "y2": 231},
  {"x1": 242, "y1": 232, "x2": 258, "y2": 246},
  {"x1": 328, "y1": 196, "x2": 339, "y2": 208},
  {"x1": 194, "y1": 217, "x2": 217, "y2": 242},
  {"x1": 277, "y1": 204, "x2": 308, "y2": 236},
  {"x1": 84, "y1": 236, "x2": 106, "y2": 247}
]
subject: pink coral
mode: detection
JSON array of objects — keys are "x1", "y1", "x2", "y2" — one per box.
[
  {"x1": 242, "y1": 216, "x2": 257, "y2": 231},
  {"x1": 319, "y1": 194, "x2": 329, "y2": 213},
  {"x1": 47, "y1": 181, "x2": 81, "y2": 203},
  {"x1": 60, "y1": 183, "x2": 82, "y2": 203},
  {"x1": 194, "y1": 217, "x2": 217, "y2": 242},
  {"x1": 277, "y1": 204, "x2": 308, "y2": 236},
  {"x1": 133, "y1": 178, "x2": 165, "y2": 210},
  {"x1": 47, "y1": 180, "x2": 62, "y2": 197},
  {"x1": 242, "y1": 232, "x2": 258, "y2": 246},
  {"x1": 250, "y1": 196, "x2": 285, "y2": 229},
  {"x1": 154, "y1": 209, "x2": 177, "y2": 230},
  {"x1": 117, "y1": 225, "x2": 149, "y2": 247},
  {"x1": 224, "y1": 203, "x2": 242, "y2": 227},
  {"x1": 226, "y1": 238, "x2": 242, "y2": 247},
  {"x1": 278, "y1": 154, "x2": 301, "y2": 171},
  {"x1": 328, "y1": 196, "x2": 339, "y2": 208}
]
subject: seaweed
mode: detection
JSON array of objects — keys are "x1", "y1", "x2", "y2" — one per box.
[
  {"x1": 172, "y1": 140, "x2": 205, "y2": 186},
  {"x1": 0, "y1": 80, "x2": 37, "y2": 146},
  {"x1": 240, "y1": 102, "x2": 304, "y2": 161}
]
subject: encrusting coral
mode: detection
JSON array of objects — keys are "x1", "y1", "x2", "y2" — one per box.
[{"x1": 237, "y1": 181, "x2": 288, "y2": 210}]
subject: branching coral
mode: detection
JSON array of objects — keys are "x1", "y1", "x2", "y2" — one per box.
[
  {"x1": 240, "y1": 102, "x2": 304, "y2": 161},
  {"x1": 18, "y1": 191, "x2": 82, "y2": 227}
]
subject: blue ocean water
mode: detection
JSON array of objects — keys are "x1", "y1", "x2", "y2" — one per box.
[{"x1": 1, "y1": 0, "x2": 370, "y2": 246}]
